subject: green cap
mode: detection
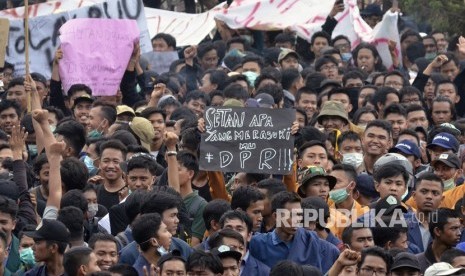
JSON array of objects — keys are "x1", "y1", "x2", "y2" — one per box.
[
  {"x1": 317, "y1": 101, "x2": 349, "y2": 125},
  {"x1": 278, "y1": 48, "x2": 299, "y2": 63},
  {"x1": 298, "y1": 166, "x2": 337, "y2": 198}
]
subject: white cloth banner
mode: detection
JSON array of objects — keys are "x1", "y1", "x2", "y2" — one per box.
[
  {"x1": 332, "y1": 0, "x2": 401, "y2": 69},
  {"x1": 4, "y1": 0, "x2": 151, "y2": 79}
]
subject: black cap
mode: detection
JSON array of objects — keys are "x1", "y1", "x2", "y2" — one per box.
[
  {"x1": 156, "y1": 249, "x2": 186, "y2": 267},
  {"x1": 31, "y1": 72, "x2": 47, "y2": 86},
  {"x1": 375, "y1": 195, "x2": 407, "y2": 216},
  {"x1": 431, "y1": 153, "x2": 461, "y2": 169},
  {"x1": 391, "y1": 252, "x2": 421, "y2": 271},
  {"x1": 211, "y1": 245, "x2": 242, "y2": 262},
  {"x1": 73, "y1": 94, "x2": 94, "y2": 107},
  {"x1": 355, "y1": 174, "x2": 379, "y2": 198},
  {"x1": 24, "y1": 219, "x2": 70, "y2": 242}
]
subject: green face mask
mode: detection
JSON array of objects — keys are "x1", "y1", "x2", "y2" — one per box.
[
  {"x1": 329, "y1": 184, "x2": 350, "y2": 204},
  {"x1": 443, "y1": 177, "x2": 456, "y2": 191},
  {"x1": 20, "y1": 247, "x2": 36, "y2": 267},
  {"x1": 87, "y1": 129, "x2": 103, "y2": 138}
]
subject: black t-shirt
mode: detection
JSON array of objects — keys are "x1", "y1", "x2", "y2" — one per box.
[
  {"x1": 96, "y1": 185, "x2": 120, "y2": 210},
  {"x1": 192, "y1": 182, "x2": 212, "y2": 202}
]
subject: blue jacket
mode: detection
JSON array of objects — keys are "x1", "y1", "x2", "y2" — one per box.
[
  {"x1": 405, "y1": 212, "x2": 430, "y2": 253},
  {"x1": 249, "y1": 228, "x2": 339, "y2": 274},
  {"x1": 119, "y1": 238, "x2": 192, "y2": 265},
  {"x1": 240, "y1": 252, "x2": 270, "y2": 276}
]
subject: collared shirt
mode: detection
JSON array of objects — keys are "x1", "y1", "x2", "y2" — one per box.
[
  {"x1": 249, "y1": 228, "x2": 339, "y2": 274},
  {"x1": 419, "y1": 223, "x2": 431, "y2": 251},
  {"x1": 133, "y1": 254, "x2": 152, "y2": 276},
  {"x1": 239, "y1": 251, "x2": 250, "y2": 276}
]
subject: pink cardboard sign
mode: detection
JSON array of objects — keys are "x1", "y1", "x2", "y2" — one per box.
[{"x1": 59, "y1": 18, "x2": 139, "y2": 96}]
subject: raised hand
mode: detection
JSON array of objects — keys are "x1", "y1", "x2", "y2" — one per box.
[
  {"x1": 9, "y1": 124, "x2": 27, "y2": 159},
  {"x1": 32, "y1": 109, "x2": 49, "y2": 125},
  {"x1": 164, "y1": 132, "x2": 179, "y2": 150},
  {"x1": 48, "y1": 141, "x2": 66, "y2": 157}
]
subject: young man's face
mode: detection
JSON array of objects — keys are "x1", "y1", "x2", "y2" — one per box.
[
  {"x1": 185, "y1": 98, "x2": 206, "y2": 118},
  {"x1": 385, "y1": 113, "x2": 407, "y2": 140},
  {"x1": 0, "y1": 212, "x2": 15, "y2": 240},
  {"x1": 200, "y1": 49, "x2": 219, "y2": 71},
  {"x1": 375, "y1": 174, "x2": 407, "y2": 201},
  {"x1": 99, "y1": 148, "x2": 124, "y2": 182},
  {"x1": 177, "y1": 162, "x2": 193, "y2": 186},
  {"x1": 246, "y1": 200, "x2": 264, "y2": 232},
  {"x1": 357, "y1": 255, "x2": 387, "y2": 276},
  {"x1": 152, "y1": 38, "x2": 172, "y2": 52},
  {"x1": 431, "y1": 101, "x2": 453, "y2": 125},
  {"x1": 32, "y1": 240, "x2": 53, "y2": 262},
  {"x1": 437, "y1": 218, "x2": 462, "y2": 247},
  {"x1": 93, "y1": 240, "x2": 118, "y2": 271},
  {"x1": 280, "y1": 56, "x2": 299, "y2": 70},
  {"x1": 88, "y1": 106, "x2": 105, "y2": 132},
  {"x1": 358, "y1": 87, "x2": 376, "y2": 108},
  {"x1": 345, "y1": 78, "x2": 363, "y2": 88},
  {"x1": 384, "y1": 75, "x2": 404, "y2": 91},
  {"x1": 159, "y1": 260, "x2": 186, "y2": 276},
  {"x1": 127, "y1": 168, "x2": 155, "y2": 192},
  {"x1": 339, "y1": 139, "x2": 363, "y2": 154},
  {"x1": 362, "y1": 127, "x2": 391, "y2": 156},
  {"x1": 329, "y1": 93, "x2": 352, "y2": 113},
  {"x1": 85, "y1": 252, "x2": 101, "y2": 274},
  {"x1": 319, "y1": 62, "x2": 338, "y2": 80},
  {"x1": 437, "y1": 83, "x2": 460, "y2": 104},
  {"x1": 276, "y1": 202, "x2": 302, "y2": 236},
  {"x1": 298, "y1": 145, "x2": 328, "y2": 169},
  {"x1": 296, "y1": 93, "x2": 317, "y2": 119},
  {"x1": 6, "y1": 84, "x2": 26, "y2": 112},
  {"x1": 311, "y1": 37, "x2": 329, "y2": 58},
  {"x1": 407, "y1": 110, "x2": 429, "y2": 130},
  {"x1": 148, "y1": 113, "x2": 166, "y2": 141},
  {"x1": 221, "y1": 257, "x2": 240, "y2": 276},
  {"x1": 0, "y1": 107, "x2": 19, "y2": 134},
  {"x1": 412, "y1": 180, "x2": 443, "y2": 213},
  {"x1": 162, "y1": 207, "x2": 180, "y2": 235},
  {"x1": 441, "y1": 61, "x2": 460, "y2": 81},
  {"x1": 242, "y1": 61, "x2": 261, "y2": 74},
  {"x1": 221, "y1": 237, "x2": 246, "y2": 260},
  {"x1": 350, "y1": 228, "x2": 374, "y2": 252},
  {"x1": 433, "y1": 163, "x2": 459, "y2": 182},
  {"x1": 304, "y1": 177, "x2": 330, "y2": 200},
  {"x1": 222, "y1": 219, "x2": 251, "y2": 245}
]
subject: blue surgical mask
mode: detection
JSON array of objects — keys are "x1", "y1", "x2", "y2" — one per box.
[
  {"x1": 83, "y1": 155, "x2": 97, "y2": 175},
  {"x1": 341, "y1": 52, "x2": 352, "y2": 62},
  {"x1": 20, "y1": 247, "x2": 36, "y2": 267}
]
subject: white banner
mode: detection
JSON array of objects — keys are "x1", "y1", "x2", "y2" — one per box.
[{"x1": 4, "y1": 0, "x2": 151, "y2": 79}]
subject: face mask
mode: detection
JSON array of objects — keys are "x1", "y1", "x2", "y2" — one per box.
[
  {"x1": 20, "y1": 247, "x2": 36, "y2": 267},
  {"x1": 242, "y1": 71, "x2": 258, "y2": 88},
  {"x1": 88, "y1": 203, "x2": 98, "y2": 218},
  {"x1": 28, "y1": 144, "x2": 38, "y2": 156},
  {"x1": 401, "y1": 187, "x2": 409, "y2": 201},
  {"x1": 49, "y1": 124, "x2": 56, "y2": 133},
  {"x1": 341, "y1": 152, "x2": 363, "y2": 168},
  {"x1": 329, "y1": 184, "x2": 350, "y2": 204},
  {"x1": 341, "y1": 52, "x2": 352, "y2": 62},
  {"x1": 157, "y1": 245, "x2": 169, "y2": 256},
  {"x1": 241, "y1": 35, "x2": 254, "y2": 45},
  {"x1": 83, "y1": 155, "x2": 97, "y2": 175},
  {"x1": 443, "y1": 177, "x2": 456, "y2": 191},
  {"x1": 425, "y1": 52, "x2": 437, "y2": 61},
  {"x1": 87, "y1": 129, "x2": 103, "y2": 138}
]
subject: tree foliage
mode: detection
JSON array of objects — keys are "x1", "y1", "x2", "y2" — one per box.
[{"x1": 401, "y1": 0, "x2": 465, "y2": 35}]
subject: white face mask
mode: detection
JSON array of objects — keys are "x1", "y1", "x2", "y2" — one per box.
[
  {"x1": 88, "y1": 203, "x2": 98, "y2": 218},
  {"x1": 341, "y1": 152, "x2": 364, "y2": 168}
]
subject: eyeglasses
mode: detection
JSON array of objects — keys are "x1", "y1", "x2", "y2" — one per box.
[
  {"x1": 359, "y1": 267, "x2": 387, "y2": 276},
  {"x1": 320, "y1": 64, "x2": 338, "y2": 71}
]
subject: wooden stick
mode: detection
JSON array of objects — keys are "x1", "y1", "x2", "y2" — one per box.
[{"x1": 24, "y1": 0, "x2": 31, "y2": 113}]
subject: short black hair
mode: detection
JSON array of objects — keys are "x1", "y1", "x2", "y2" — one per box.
[
  {"x1": 124, "y1": 190, "x2": 145, "y2": 224},
  {"x1": 140, "y1": 190, "x2": 182, "y2": 216},
  {"x1": 67, "y1": 84, "x2": 92, "y2": 98},
  {"x1": 55, "y1": 119, "x2": 86, "y2": 157},
  {"x1": 384, "y1": 70, "x2": 407, "y2": 87},
  {"x1": 222, "y1": 83, "x2": 249, "y2": 102},
  {"x1": 176, "y1": 151, "x2": 199, "y2": 178},
  {"x1": 185, "y1": 90, "x2": 209, "y2": 106},
  {"x1": 207, "y1": 228, "x2": 245, "y2": 249},
  {"x1": 226, "y1": 37, "x2": 248, "y2": 50},
  {"x1": 270, "y1": 260, "x2": 303, "y2": 276},
  {"x1": 33, "y1": 153, "x2": 48, "y2": 177},
  {"x1": 398, "y1": 128, "x2": 420, "y2": 145},
  {"x1": 241, "y1": 55, "x2": 265, "y2": 70},
  {"x1": 274, "y1": 33, "x2": 295, "y2": 46},
  {"x1": 57, "y1": 206, "x2": 84, "y2": 240},
  {"x1": 314, "y1": 55, "x2": 338, "y2": 72},
  {"x1": 415, "y1": 172, "x2": 444, "y2": 189},
  {"x1": 132, "y1": 213, "x2": 163, "y2": 252},
  {"x1": 197, "y1": 42, "x2": 217, "y2": 59},
  {"x1": 7, "y1": 77, "x2": 24, "y2": 90},
  {"x1": 187, "y1": 250, "x2": 223, "y2": 274},
  {"x1": 88, "y1": 233, "x2": 118, "y2": 250},
  {"x1": 140, "y1": 107, "x2": 167, "y2": 122},
  {"x1": 0, "y1": 99, "x2": 21, "y2": 118},
  {"x1": 336, "y1": 131, "x2": 361, "y2": 149},
  {"x1": 231, "y1": 186, "x2": 265, "y2": 211},
  {"x1": 332, "y1": 164, "x2": 357, "y2": 182},
  {"x1": 271, "y1": 191, "x2": 300, "y2": 213},
  {"x1": 373, "y1": 163, "x2": 409, "y2": 185},
  {"x1": 328, "y1": 87, "x2": 351, "y2": 102},
  {"x1": 342, "y1": 224, "x2": 371, "y2": 245},
  {"x1": 429, "y1": 208, "x2": 460, "y2": 239},
  {"x1": 63, "y1": 246, "x2": 93, "y2": 276},
  {"x1": 99, "y1": 140, "x2": 127, "y2": 160},
  {"x1": 298, "y1": 140, "x2": 327, "y2": 159},
  {"x1": 255, "y1": 84, "x2": 284, "y2": 105},
  {"x1": 364, "y1": 120, "x2": 393, "y2": 138},
  {"x1": 61, "y1": 189, "x2": 88, "y2": 215},
  {"x1": 203, "y1": 69, "x2": 229, "y2": 91},
  {"x1": 44, "y1": 106, "x2": 65, "y2": 122},
  {"x1": 127, "y1": 155, "x2": 159, "y2": 176},
  {"x1": 92, "y1": 101, "x2": 117, "y2": 126},
  {"x1": 371, "y1": 87, "x2": 399, "y2": 112},
  {"x1": 219, "y1": 210, "x2": 253, "y2": 234},
  {"x1": 342, "y1": 70, "x2": 365, "y2": 86},
  {"x1": 357, "y1": 247, "x2": 393, "y2": 272},
  {"x1": 203, "y1": 199, "x2": 231, "y2": 231},
  {"x1": 382, "y1": 103, "x2": 407, "y2": 119},
  {"x1": 310, "y1": 31, "x2": 330, "y2": 45},
  {"x1": 61, "y1": 157, "x2": 89, "y2": 191},
  {"x1": 281, "y1": 68, "x2": 301, "y2": 90},
  {"x1": 108, "y1": 264, "x2": 138, "y2": 276},
  {"x1": 440, "y1": 248, "x2": 465, "y2": 264},
  {"x1": 0, "y1": 195, "x2": 18, "y2": 219},
  {"x1": 152, "y1": 33, "x2": 176, "y2": 49},
  {"x1": 371, "y1": 219, "x2": 407, "y2": 248},
  {"x1": 295, "y1": 86, "x2": 318, "y2": 103},
  {"x1": 256, "y1": 179, "x2": 286, "y2": 199},
  {"x1": 431, "y1": 95, "x2": 456, "y2": 121}
]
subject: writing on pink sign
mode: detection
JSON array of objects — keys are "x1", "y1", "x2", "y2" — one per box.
[{"x1": 59, "y1": 18, "x2": 139, "y2": 96}]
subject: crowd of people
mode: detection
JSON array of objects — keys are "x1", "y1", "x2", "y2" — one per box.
[{"x1": 2, "y1": 0, "x2": 465, "y2": 276}]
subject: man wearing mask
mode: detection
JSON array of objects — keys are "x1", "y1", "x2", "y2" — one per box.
[
  {"x1": 431, "y1": 153, "x2": 464, "y2": 208},
  {"x1": 336, "y1": 131, "x2": 363, "y2": 169}
]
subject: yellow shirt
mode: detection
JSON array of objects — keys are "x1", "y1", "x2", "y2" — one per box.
[
  {"x1": 406, "y1": 185, "x2": 463, "y2": 209},
  {"x1": 328, "y1": 200, "x2": 369, "y2": 239}
]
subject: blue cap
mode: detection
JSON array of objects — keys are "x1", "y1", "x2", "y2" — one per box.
[
  {"x1": 355, "y1": 174, "x2": 379, "y2": 198},
  {"x1": 389, "y1": 140, "x2": 421, "y2": 159},
  {"x1": 427, "y1": 132, "x2": 459, "y2": 152}
]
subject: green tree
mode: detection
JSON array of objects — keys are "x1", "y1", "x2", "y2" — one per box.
[{"x1": 401, "y1": 0, "x2": 465, "y2": 35}]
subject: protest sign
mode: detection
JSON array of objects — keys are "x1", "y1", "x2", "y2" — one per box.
[
  {"x1": 0, "y1": 19, "x2": 9, "y2": 67},
  {"x1": 59, "y1": 18, "x2": 139, "y2": 96},
  {"x1": 142, "y1": 51, "x2": 179, "y2": 74},
  {"x1": 5, "y1": 0, "x2": 150, "y2": 79},
  {"x1": 199, "y1": 107, "x2": 295, "y2": 174}
]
